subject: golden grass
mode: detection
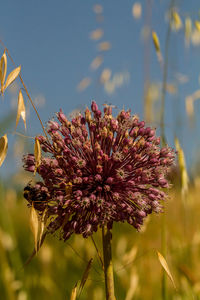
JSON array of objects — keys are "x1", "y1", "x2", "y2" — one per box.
[{"x1": 0, "y1": 182, "x2": 200, "y2": 299}]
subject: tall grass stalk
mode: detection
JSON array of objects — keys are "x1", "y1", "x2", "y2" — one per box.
[
  {"x1": 0, "y1": 40, "x2": 48, "y2": 141},
  {"x1": 160, "y1": 1, "x2": 175, "y2": 299}
]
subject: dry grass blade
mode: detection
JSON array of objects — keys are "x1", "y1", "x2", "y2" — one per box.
[
  {"x1": 34, "y1": 137, "x2": 41, "y2": 175},
  {"x1": 70, "y1": 283, "x2": 77, "y2": 300},
  {"x1": 4, "y1": 65, "x2": 21, "y2": 91},
  {"x1": 170, "y1": 11, "x2": 182, "y2": 31},
  {"x1": 152, "y1": 31, "x2": 160, "y2": 53},
  {"x1": 152, "y1": 31, "x2": 163, "y2": 64},
  {"x1": 16, "y1": 90, "x2": 26, "y2": 130},
  {"x1": 175, "y1": 137, "x2": 189, "y2": 196},
  {"x1": 0, "y1": 134, "x2": 8, "y2": 167},
  {"x1": 30, "y1": 204, "x2": 39, "y2": 253},
  {"x1": 185, "y1": 18, "x2": 192, "y2": 47},
  {"x1": 39, "y1": 209, "x2": 47, "y2": 248},
  {"x1": 0, "y1": 52, "x2": 7, "y2": 92},
  {"x1": 78, "y1": 258, "x2": 93, "y2": 296},
  {"x1": 195, "y1": 21, "x2": 200, "y2": 32},
  {"x1": 157, "y1": 251, "x2": 177, "y2": 290}
]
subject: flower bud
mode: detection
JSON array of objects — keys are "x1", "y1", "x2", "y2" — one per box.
[{"x1": 91, "y1": 101, "x2": 98, "y2": 112}]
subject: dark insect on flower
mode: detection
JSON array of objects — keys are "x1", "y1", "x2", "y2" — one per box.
[
  {"x1": 23, "y1": 101, "x2": 175, "y2": 240},
  {"x1": 23, "y1": 184, "x2": 48, "y2": 211}
]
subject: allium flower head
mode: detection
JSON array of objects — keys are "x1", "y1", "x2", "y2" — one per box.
[{"x1": 23, "y1": 101, "x2": 175, "y2": 240}]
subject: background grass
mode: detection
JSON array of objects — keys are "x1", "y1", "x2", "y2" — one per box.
[
  {"x1": 0, "y1": 178, "x2": 200, "y2": 299},
  {"x1": 1, "y1": 1, "x2": 200, "y2": 299}
]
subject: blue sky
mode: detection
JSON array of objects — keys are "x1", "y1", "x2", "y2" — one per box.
[{"x1": 0, "y1": 0, "x2": 200, "y2": 176}]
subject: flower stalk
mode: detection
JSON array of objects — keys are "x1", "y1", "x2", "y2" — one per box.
[{"x1": 102, "y1": 225, "x2": 115, "y2": 300}]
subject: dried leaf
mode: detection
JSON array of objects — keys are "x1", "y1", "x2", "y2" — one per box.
[
  {"x1": 70, "y1": 283, "x2": 77, "y2": 300},
  {"x1": 90, "y1": 29, "x2": 104, "y2": 40},
  {"x1": 16, "y1": 90, "x2": 26, "y2": 130},
  {"x1": 0, "y1": 134, "x2": 8, "y2": 167},
  {"x1": 157, "y1": 251, "x2": 177, "y2": 290},
  {"x1": 132, "y1": 2, "x2": 142, "y2": 20},
  {"x1": 34, "y1": 137, "x2": 41, "y2": 174},
  {"x1": 152, "y1": 31, "x2": 160, "y2": 53},
  {"x1": 4, "y1": 66, "x2": 21, "y2": 91},
  {"x1": 0, "y1": 52, "x2": 7, "y2": 93},
  {"x1": 78, "y1": 258, "x2": 93, "y2": 296},
  {"x1": 30, "y1": 205, "x2": 39, "y2": 253}
]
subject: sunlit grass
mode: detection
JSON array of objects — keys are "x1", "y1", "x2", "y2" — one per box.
[{"x1": 0, "y1": 180, "x2": 200, "y2": 299}]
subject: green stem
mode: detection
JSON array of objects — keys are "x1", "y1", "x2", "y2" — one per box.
[{"x1": 102, "y1": 226, "x2": 115, "y2": 300}]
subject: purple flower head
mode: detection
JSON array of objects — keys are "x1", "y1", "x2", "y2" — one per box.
[{"x1": 23, "y1": 101, "x2": 175, "y2": 240}]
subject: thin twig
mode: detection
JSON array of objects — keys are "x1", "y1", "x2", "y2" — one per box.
[
  {"x1": 12, "y1": 131, "x2": 34, "y2": 139},
  {"x1": 22, "y1": 232, "x2": 47, "y2": 268},
  {"x1": 91, "y1": 235, "x2": 104, "y2": 270},
  {"x1": 66, "y1": 242, "x2": 101, "y2": 276}
]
